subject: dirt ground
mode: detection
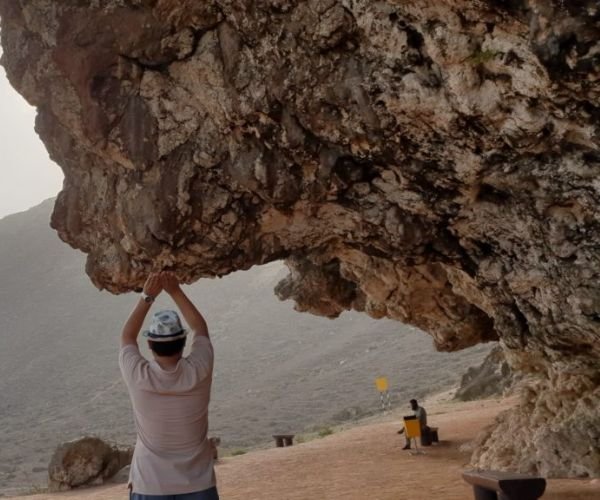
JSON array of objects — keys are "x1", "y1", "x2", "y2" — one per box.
[{"x1": 9, "y1": 396, "x2": 599, "y2": 500}]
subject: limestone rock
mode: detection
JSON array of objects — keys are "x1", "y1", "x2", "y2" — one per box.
[
  {"x1": 1, "y1": 0, "x2": 599, "y2": 477},
  {"x1": 48, "y1": 437, "x2": 133, "y2": 491},
  {"x1": 455, "y1": 345, "x2": 517, "y2": 401},
  {"x1": 471, "y1": 376, "x2": 600, "y2": 477}
]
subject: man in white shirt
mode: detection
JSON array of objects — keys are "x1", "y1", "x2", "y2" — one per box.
[{"x1": 119, "y1": 272, "x2": 219, "y2": 500}]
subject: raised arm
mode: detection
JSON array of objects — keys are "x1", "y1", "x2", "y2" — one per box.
[
  {"x1": 161, "y1": 272, "x2": 209, "y2": 338},
  {"x1": 120, "y1": 273, "x2": 162, "y2": 347}
]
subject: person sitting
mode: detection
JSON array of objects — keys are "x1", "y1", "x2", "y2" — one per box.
[{"x1": 397, "y1": 399, "x2": 428, "y2": 450}]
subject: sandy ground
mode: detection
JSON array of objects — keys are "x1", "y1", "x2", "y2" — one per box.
[{"x1": 8, "y1": 395, "x2": 599, "y2": 500}]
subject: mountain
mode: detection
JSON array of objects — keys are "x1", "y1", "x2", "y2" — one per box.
[{"x1": 0, "y1": 199, "x2": 492, "y2": 492}]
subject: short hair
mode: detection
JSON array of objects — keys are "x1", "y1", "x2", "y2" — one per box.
[
  {"x1": 410, "y1": 399, "x2": 418, "y2": 405},
  {"x1": 148, "y1": 338, "x2": 186, "y2": 357}
]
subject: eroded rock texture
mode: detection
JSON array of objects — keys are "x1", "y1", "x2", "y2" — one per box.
[
  {"x1": 455, "y1": 345, "x2": 517, "y2": 401},
  {"x1": 1, "y1": 0, "x2": 599, "y2": 477},
  {"x1": 48, "y1": 437, "x2": 132, "y2": 491}
]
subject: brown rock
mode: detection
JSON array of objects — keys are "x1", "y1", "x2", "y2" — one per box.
[
  {"x1": 1, "y1": 0, "x2": 598, "y2": 477},
  {"x1": 48, "y1": 437, "x2": 133, "y2": 492},
  {"x1": 455, "y1": 345, "x2": 517, "y2": 401}
]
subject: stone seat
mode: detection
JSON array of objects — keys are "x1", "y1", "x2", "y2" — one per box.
[
  {"x1": 462, "y1": 470, "x2": 546, "y2": 500},
  {"x1": 208, "y1": 437, "x2": 220, "y2": 460},
  {"x1": 273, "y1": 434, "x2": 295, "y2": 447}
]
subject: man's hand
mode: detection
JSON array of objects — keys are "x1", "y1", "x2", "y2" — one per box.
[
  {"x1": 143, "y1": 273, "x2": 163, "y2": 298},
  {"x1": 161, "y1": 271, "x2": 181, "y2": 295}
]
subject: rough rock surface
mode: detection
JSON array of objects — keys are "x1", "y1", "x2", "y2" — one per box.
[
  {"x1": 47, "y1": 437, "x2": 132, "y2": 491},
  {"x1": 1, "y1": 0, "x2": 599, "y2": 477},
  {"x1": 455, "y1": 345, "x2": 517, "y2": 401}
]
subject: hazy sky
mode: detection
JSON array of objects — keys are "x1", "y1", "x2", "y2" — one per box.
[{"x1": 0, "y1": 56, "x2": 64, "y2": 219}]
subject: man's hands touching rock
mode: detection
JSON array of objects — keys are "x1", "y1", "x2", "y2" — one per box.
[
  {"x1": 161, "y1": 271, "x2": 181, "y2": 295},
  {"x1": 143, "y1": 273, "x2": 163, "y2": 298}
]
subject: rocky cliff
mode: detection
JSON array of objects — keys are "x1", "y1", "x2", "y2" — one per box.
[
  {"x1": 455, "y1": 345, "x2": 517, "y2": 401},
  {"x1": 1, "y1": 0, "x2": 598, "y2": 477}
]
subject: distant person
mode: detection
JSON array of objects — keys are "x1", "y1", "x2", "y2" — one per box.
[
  {"x1": 397, "y1": 399, "x2": 428, "y2": 450},
  {"x1": 119, "y1": 271, "x2": 218, "y2": 500}
]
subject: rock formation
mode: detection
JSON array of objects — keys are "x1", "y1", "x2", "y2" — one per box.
[
  {"x1": 1, "y1": 0, "x2": 598, "y2": 477},
  {"x1": 48, "y1": 437, "x2": 132, "y2": 491},
  {"x1": 455, "y1": 345, "x2": 517, "y2": 401}
]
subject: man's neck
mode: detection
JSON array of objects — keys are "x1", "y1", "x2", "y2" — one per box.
[{"x1": 154, "y1": 355, "x2": 182, "y2": 371}]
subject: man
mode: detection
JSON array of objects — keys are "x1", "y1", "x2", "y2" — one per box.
[
  {"x1": 398, "y1": 399, "x2": 428, "y2": 450},
  {"x1": 119, "y1": 271, "x2": 218, "y2": 500}
]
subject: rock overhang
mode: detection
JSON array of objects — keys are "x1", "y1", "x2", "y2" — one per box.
[{"x1": 0, "y1": 0, "x2": 599, "y2": 476}]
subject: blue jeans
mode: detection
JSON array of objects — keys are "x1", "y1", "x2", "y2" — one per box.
[{"x1": 131, "y1": 486, "x2": 219, "y2": 500}]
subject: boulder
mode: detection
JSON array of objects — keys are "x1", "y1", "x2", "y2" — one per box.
[
  {"x1": 48, "y1": 437, "x2": 133, "y2": 492},
  {"x1": 455, "y1": 345, "x2": 517, "y2": 401}
]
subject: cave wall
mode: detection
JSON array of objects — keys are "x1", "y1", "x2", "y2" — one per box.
[{"x1": 1, "y1": 0, "x2": 598, "y2": 476}]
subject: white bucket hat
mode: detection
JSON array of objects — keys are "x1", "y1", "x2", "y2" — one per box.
[{"x1": 143, "y1": 310, "x2": 187, "y2": 342}]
